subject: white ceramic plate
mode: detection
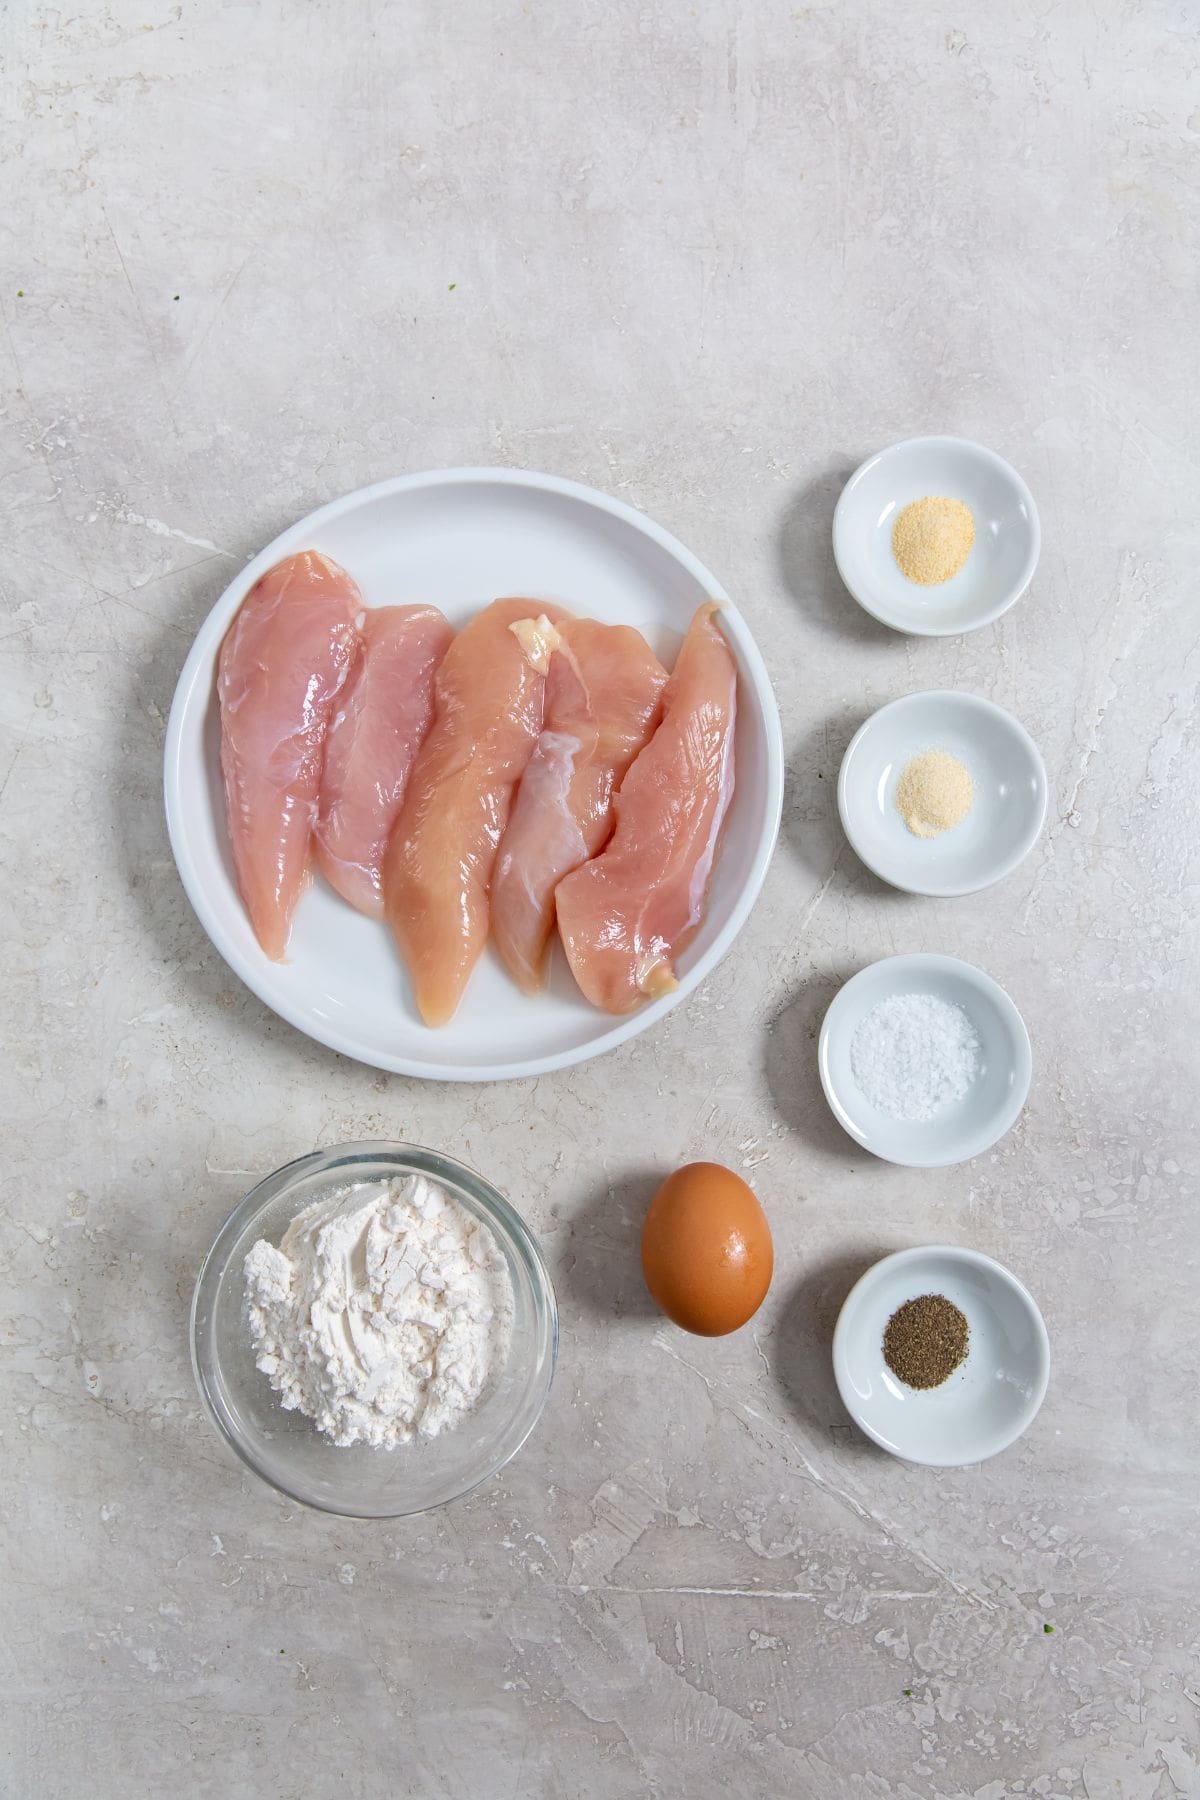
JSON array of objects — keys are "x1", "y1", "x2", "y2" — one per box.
[
  {"x1": 832, "y1": 436, "x2": 1040, "y2": 635},
  {"x1": 838, "y1": 690, "x2": 1048, "y2": 896},
  {"x1": 818, "y1": 954, "x2": 1032, "y2": 1167},
  {"x1": 164, "y1": 468, "x2": 783, "y2": 1081},
  {"x1": 832, "y1": 1245, "x2": 1050, "y2": 1466}
]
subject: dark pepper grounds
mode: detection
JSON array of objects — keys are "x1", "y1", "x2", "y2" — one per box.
[{"x1": 883, "y1": 1294, "x2": 969, "y2": 1389}]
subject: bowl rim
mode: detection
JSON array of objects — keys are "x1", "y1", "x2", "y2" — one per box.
[
  {"x1": 836, "y1": 689, "x2": 1049, "y2": 896},
  {"x1": 831, "y1": 1243, "x2": 1051, "y2": 1466},
  {"x1": 163, "y1": 464, "x2": 784, "y2": 1082},
  {"x1": 817, "y1": 953, "x2": 1033, "y2": 1167},
  {"x1": 189, "y1": 1139, "x2": 559, "y2": 1518},
  {"x1": 831, "y1": 434, "x2": 1041, "y2": 637}
]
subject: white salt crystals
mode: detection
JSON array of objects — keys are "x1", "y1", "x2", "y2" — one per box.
[{"x1": 850, "y1": 992, "x2": 981, "y2": 1121}]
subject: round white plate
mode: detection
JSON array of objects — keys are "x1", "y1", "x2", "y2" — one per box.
[
  {"x1": 832, "y1": 436, "x2": 1040, "y2": 636},
  {"x1": 818, "y1": 954, "x2": 1032, "y2": 1167},
  {"x1": 833, "y1": 1245, "x2": 1050, "y2": 1466},
  {"x1": 164, "y1": 468, "x2": 783, "y2": 1081},
  {"x1": 838, "y1": 690, "x2": 1048, "y2": 896}
]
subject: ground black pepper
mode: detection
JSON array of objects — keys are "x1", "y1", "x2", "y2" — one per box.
[{"x1": 883, "y1": 1294, "x2": 969, "y2": 1389}]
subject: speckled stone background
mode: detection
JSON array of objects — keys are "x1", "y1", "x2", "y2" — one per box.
[{"x1": 3, "y1": 2, "x2": 1198, "y2": 1795}]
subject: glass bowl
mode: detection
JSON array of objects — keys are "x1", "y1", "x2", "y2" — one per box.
[{"x1": 190, "y1": 1141, "x2": 558, "y2": 1518}]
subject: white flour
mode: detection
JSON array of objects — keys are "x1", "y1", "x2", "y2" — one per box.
[
  {"x1": 243, "y1": 1174, "x2": 513, "y2": 1448},
  {"x1": 850, "y1": 992, "x2": 980, "y2": 1120}
]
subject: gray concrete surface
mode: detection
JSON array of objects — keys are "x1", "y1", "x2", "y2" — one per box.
[{"x1": 2, "y1": 2, "x2": 1198, "y2": 1795}]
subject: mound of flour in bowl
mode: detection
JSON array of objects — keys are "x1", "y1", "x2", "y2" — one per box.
[{"x1": 243, "y1": 1174, "x2": 513, "y2": 1449}]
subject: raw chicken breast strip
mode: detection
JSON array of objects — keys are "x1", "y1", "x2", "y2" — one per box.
[
  {"x1": 217, "y1": 550, "x2": 360, "y2": 960},
  {"x1": 491, "y1": 618, "x2": 667, "y2": 993},
  {"x1": 383, "y1": 598, "x2": 569, "y2": 1027},
  {"x1": 314, "y1": 604, "x2": 454, "y2": 918},
  {"x1": 555, "y1": 602, "x2": 737, "y2": 1014}
]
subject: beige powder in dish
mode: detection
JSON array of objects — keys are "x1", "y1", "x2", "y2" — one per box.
[
  {"x1": 895, "y1": 749, "x2": 973, "y2": 839},
  {"x1": 891, "y1": 496, "x2": 975, "y2": 585}
]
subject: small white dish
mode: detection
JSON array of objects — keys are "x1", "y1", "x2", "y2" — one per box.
[
  {"x1": 818, "y1": 954, "x2": 1031, "y2": 1167},
  {"x1": 838, "y1": 690, "x2": 1047, "y2": 896},
  {"x1": 832, "y1": 1245, "x2": 1050, "y2": 1466},
  {"x1": 832, "y1": 436, "x2": 1040, "y2": 636},
  {"x1": 164, "y1": 467, "x2": 783, "y2": 1082}
]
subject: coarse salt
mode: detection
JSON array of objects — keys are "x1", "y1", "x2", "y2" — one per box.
[{"x1": 850, "y1": 992, "x2": 980, "y2": 1120}]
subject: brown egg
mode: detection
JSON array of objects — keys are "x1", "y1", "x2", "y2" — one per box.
[{"x1": 640, "y1": 1162, "x2": 773, "y2": 1336}]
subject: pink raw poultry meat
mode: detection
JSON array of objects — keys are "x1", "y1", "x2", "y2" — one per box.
[
  {"x1": 217, "y1": 550, "x2": 361, "y2": 960},
  {"x1": 314, "y1": 604, "x2": 454, "y2": 917},
  {"x1": 383, "y1": 598, "x2": 570, "y2": 1026},
  {"x1": 555, "y1": 603, "x2": 737, "y2": 1014},
  {"x1": 491, "y1": 618, "x2": 667, "y2": 993}
]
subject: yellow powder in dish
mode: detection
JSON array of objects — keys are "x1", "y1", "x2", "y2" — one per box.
[
  {"x1": 891, "y1": 496, "x2": 975, "y2": 585},
  {"x1": 895, "y1": 749, "x2": 973, "y2": 839}
]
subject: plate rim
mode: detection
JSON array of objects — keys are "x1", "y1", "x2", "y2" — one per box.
[{"x1": 163, "y1": 465, "x2": 784, "y2": 1082}]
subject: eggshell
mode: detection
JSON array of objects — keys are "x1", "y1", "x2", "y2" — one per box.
[{"x1": 640, "y1": 1162, "x2": 773, "y2": 1336}]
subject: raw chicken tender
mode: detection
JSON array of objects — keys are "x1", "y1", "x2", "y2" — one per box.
[
  {"x1": 217, "y1": 551, "x2": 360, "y2": 959},
  {"x1": 383, "y1": 599, "x2": 569, "y2": 1026},
  {"x1": 555, "y1": 603, "x2": 736, "y2": 1014},
  {"x1": 314, "y1": 605, "x2": 453, "y2": 917},
  {"x1": 491, "y1": 619, "x2": 667, "y2": 993}
]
